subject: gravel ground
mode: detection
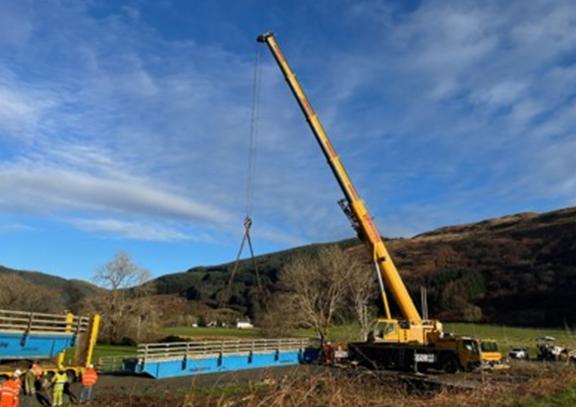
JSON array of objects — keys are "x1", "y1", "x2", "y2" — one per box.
[{"x1": 95, "y1": 365, "x2": 322, "y2": 396}]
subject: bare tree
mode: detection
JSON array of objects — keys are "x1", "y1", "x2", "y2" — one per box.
[
  {"x1": 346, "y1": 262, "x2": 378, "y2": 340},
  {"x1": 258, "y1": 293, "x2": 300, "y2": 337},
  {"x1": 277, "y1": 246, "x2": 361, "y2": 342},
  {"x1": 93, "y1": 251, "x2": 151, "y2": 291},
  {"x1": 85, "y1": 252, "x2": 159, "y2": 343}
]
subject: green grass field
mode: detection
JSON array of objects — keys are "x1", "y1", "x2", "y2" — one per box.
[
  {"x1": 162, "y1": 326, "x2": 261, "y2": 338},
  {"x1": 444, "y1": 323, "x2": 576, "y2": 355},
  {"x1": 93, "y1": 344, "x2": 137, "y2": 360}
]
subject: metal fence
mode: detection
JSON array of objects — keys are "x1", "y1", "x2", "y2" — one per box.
[
  {"x1": 96, "y1": 355, "x2": 136, "y2": 373},
  {"x1": 138, "y1": 338, "x2": 313, "y2": 360},
  {"x1": 0, "y1": 309, "x2": 89, "y2": 334}
]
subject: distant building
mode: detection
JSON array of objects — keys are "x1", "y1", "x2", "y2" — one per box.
[{"x1": 236, "y1": 321, "x2": 254, "y2": 329}]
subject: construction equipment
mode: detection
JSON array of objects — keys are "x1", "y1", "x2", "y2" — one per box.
[
  {"x1": 536, "y1": 336, "x2": 576, "y2": 363},
  {"x1": 0, "y1": 309, "x2": 100, "y2": 380},
  {"x1": 480, "y1": 339, "x2": 504, "y2": 367},
  {"x1": 536, "y1": 336, "x2": 564, "y2": 361},
  {"x1": 257, "y1": 32, "x2": 501, "y2": 372}
]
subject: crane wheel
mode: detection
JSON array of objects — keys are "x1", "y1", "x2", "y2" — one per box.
[{"x1": 441, "y1": 355, "x2": 459, "y2": 374}]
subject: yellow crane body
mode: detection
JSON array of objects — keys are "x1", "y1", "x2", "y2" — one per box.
[
  {"x1": 257, "y1": 32, "x2": 437, "y2": 344},
  {"x1": 257, "y1": 32, "x2": 505, "y2": 371},
  {"x1": 258, "y1": 31, "x2": 502, "y2": 370}
]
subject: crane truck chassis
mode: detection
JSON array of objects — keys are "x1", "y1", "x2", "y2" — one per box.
[{"x1": 257, "y1": 32, "x2": 502, "y2": 373}]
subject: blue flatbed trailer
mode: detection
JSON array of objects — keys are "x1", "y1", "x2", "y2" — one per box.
[
  {"x1": 0, "y1": 309, "x2": 100, "y2": 379},
  {"x1": 125, "y1": 338, "x2": 319, "y2": 379}
]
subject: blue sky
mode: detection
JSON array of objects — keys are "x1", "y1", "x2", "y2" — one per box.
[{"x1": 0, "y1": 0, "x2": 575, "y2": 281}]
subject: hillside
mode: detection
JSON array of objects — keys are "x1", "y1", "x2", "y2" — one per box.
[
  {"x1": 0, "y1": 265, "x2": 100, "y2": 311},
  {"x1": 151, "y1": 206, "x2": 576, "y2": 327},
  {"x1": 1, "y1": 207, "x2": 574, "y2": 326},
  {"x1": 390, "y1": 207, "x2": 576, "y2": 325}
]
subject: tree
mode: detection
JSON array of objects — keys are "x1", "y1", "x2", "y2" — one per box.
[
  {"x1": 84, "y1": 252, "x2": 159, "y2": 343},
  {"x1": 345, "y1": 262, "x2": 378, "y2": 340},
  {"x1": 0, "y1": 273, "x2": 64, "y2": 313},
  {"x1": 258, "y1": 293, "x2": 300, "y2": 337},
  {"x1": 93, "y1": 251, "x2": 151, "y2": 291},
  {"x1": 275, "y1": 246, "x2": 363, "y2": 342}
]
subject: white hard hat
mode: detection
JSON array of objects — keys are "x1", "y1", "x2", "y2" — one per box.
[
  {"x1": 13, "y1": 369, "x2": 22, "y2": 377},
  {"x1": 88, "y1": 364, "x2": 94, "y2": 369}
]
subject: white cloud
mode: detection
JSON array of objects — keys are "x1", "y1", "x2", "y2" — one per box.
[
  {"x1": 0, "y1": 81, "x2": 57, "y2": 138},
  {"x1": 69, "y1": 218, "x2": 190, "y2": 242},
  {"x1": 0, "y1": 0, "x2": 575, "y2": 248},
  {"x1": 0, "y1": 223, "x2": 34, "y2": 234},
  {"x1": 473, "y1": 81, "x2": 527, "y2": 108},
  {"x1": 0, "y1": 162, "x2": 231, "y2": 225}
]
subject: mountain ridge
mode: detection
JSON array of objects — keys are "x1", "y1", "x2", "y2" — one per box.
[{"x1": 2, "y1": 206, "x2": 575, "y2": 326}]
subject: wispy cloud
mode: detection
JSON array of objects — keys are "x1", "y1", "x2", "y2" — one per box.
[
  {"x1": 0, "y1": 161, "x2": 231, "y2": 225},
  {"x1": 0, "y1": 223, "x2": 34, "y2": 234},
  {"x1": 68, "y1": 218, "x2": 190, "y2": 242},
  {"x1": 0, "y1": 0, "x2": 574, "y2": 250}
]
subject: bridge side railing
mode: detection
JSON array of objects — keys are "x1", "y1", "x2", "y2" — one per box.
[
  {"x1": 138, "y1": 338, "x2": 314, "y2": 360},
  {"x1": 0, "y1": 309, "x2": 89, "y2": 334}
]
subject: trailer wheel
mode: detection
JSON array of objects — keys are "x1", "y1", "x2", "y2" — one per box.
[{"x1": 441, "y1": 355, "x2": 459, "y2": 374}]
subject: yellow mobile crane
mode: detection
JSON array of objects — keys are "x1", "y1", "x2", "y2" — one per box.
[{"x1": 258, "y1": 32, "x2": 500, "y2": 372}]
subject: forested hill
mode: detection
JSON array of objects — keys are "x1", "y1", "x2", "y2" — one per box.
[
  {"x1": 387, "y1": 206, "x2": 576, "y2": 325},
  {"x1": 151, "y1": 206, "x2": 576, "y2": 327},
  {"x1": 0, "y1": 265, "x2": 99, "y2": 312},
  {"x1": 2, "y1": 206, "x2": 575, "y2": 326}
]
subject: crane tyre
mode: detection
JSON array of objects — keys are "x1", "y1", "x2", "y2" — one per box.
[{"x1": 441, "y1": 354, "x2": 459, "y2": 374}]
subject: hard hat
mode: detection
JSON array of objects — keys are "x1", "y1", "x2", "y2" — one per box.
[
  {"x1": 88, "y1": 364, "x2": 94, "y2": 369},
  {"x1": 13, "y1": 369, "x2": 22, "y2": 377}
]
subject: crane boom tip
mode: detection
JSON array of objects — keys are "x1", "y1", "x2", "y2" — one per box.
[{"x1": 257, "y1": 32, "x2": 274, "y2": 42}]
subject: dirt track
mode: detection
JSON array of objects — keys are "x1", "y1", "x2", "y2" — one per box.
[{"x1": 95, "y1": 365, "x2": 322, "y2": 397}]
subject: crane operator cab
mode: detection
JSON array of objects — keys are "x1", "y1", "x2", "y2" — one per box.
[{"x1": 368, "y1": 318, "x2": 443, "y2": 344}]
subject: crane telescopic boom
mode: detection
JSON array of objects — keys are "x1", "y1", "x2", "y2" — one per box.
[{"x1": 257, "y1": 32, "x2": 421, "y2": 323}]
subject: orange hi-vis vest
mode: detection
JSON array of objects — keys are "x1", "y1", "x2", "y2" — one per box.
[
  {"x1": 0, "y1": 379, "x2": 20, "y2": 407},
  {"x1": 82, "y1": 369, "x2": 98, "y2": 386}
]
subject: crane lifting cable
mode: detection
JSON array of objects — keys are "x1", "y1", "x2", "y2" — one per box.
[{"x1": 222, "y1": 45, "x2": 266, "y2": 307}]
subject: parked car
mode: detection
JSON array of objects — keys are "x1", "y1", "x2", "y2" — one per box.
[{"x1": 508, "y1": 348, "x2": 529, "y2": 360}]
